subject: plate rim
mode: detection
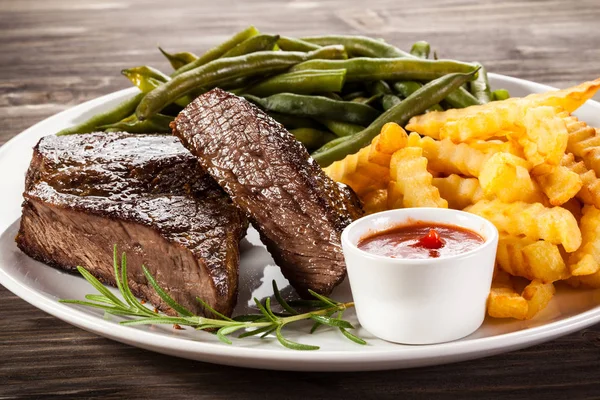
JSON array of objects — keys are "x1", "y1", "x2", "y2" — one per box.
[{"x1": 1, "y1": 73, "x2": 600, "y2": 371}]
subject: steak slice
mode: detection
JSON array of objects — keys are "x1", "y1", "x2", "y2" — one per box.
[
  {"x1": 16, "y1": 132, "x2": 246, "y2": 317},
  {"x1": 172, "y1": 88, "x2": 363, "y2": 297}
]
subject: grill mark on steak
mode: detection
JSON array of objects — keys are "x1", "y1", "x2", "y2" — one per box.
[
  {"x1": 172, "y1": 88, "x2": 363, "y2": 297},
  {"x1": 16, "y1": 132, "x2": 246, "y2": 317}
]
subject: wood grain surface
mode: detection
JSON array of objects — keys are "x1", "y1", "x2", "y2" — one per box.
[{"x1": 1, "y1": 0, "x2": 600, "y2": 398}]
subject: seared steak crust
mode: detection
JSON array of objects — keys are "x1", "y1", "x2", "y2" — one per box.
[
  {"x1": 16, "y1": 132, "x2": 246, "y2": 317},
  {"x1": 172, "y1": 88, "x2": 363, "y2": 297}
]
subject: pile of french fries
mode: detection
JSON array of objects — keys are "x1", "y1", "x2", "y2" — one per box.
[{"x1": 324, "y1": 78, "x2": 600, "y2": 320}]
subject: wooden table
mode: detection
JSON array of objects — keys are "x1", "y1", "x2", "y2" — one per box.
[{"x1": 2, "y1": 0, "x2": 600, "y2": 397}]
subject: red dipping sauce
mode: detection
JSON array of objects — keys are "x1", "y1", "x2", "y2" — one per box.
[{"x1": 357, "y1": 222, "x2": 484, "y2": 259}]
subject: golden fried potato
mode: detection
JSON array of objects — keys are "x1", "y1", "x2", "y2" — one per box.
[
  {"x1": 368, "y1": 122, "x2": 408, "y2": 167},
  {"x1": 496, "y1": 235, "x2": 569, "y2": 283},
  {"x1": 519, "y1": 106, "x2": 568, "y2": 166},
  {"x1": 406, "y1": 79, "x2": 600, "y2": 140},
  {"x1": 561, "y1": 198, "x2": 583, "y2": 222},
  {"x1": 487, "y1": 269, "x2": 528, "y2": 320},
  {"x1": 467, "y1": 138, "x2": 524, "y2": 157},
  {"x1": 559, "y1": 153, "x2": 600, "y2": 208},
  {"x1": 525, "y1": 78, "x2": 600, "y2": 113},
  {"x1": 361, "y1": 189, "x2": 388, "y2": 215},
  {"x1": 432, "y1": 174, "x2": 485, "y2": 210},
  {"x1": 568, "y1": 205, "x2": 600, "y2": 276},
  {"x1": 388, "y1": 147, "x2": 448, "y2": 208},
  {"x1": 439, "y1": 102, "x2": 521, "y2": 143},
  {"x1": 407, "y1": 133, "x2": 491, "y2": 177},
  {"x1": 565, "y1": 115, "x2": 600, "y2": 176},
  {"x1": 522, "y1": 280, "x2": 555, "y2": 320},
  {"x1": 478, "y1": 152, "x2": 545, "y2": 203},
  {"x1": 465, "y1": 199, "x2": 582, "y2": 252},
  {"x1": 531, "y1": 161, "x2": 582, "y2": 206},
  {"x1": 386, "y1": 180, "x2": 404, "y2": 209},
  {"x1": 323, "y1": 145, "x2": 389, "y2": 196}
]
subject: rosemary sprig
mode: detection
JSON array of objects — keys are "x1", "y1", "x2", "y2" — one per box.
[{"x1": 60, "y1": 246, "x2": 366, "y2": 350}]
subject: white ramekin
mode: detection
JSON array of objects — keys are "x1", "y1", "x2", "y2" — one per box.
[{"x1": 341, "y1": 208, "x2": 499, "y2": 345}]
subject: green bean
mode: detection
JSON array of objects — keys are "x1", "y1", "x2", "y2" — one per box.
[
  {"x1": 268, "y1": 112, "x2": 322, "y2": 129},
  {"x1": 122, "y1": 66, "x2": 192, "y2": 107},
  {"x1": 301, "y1": 35, "x2": 414, "y2": 58},
  {"x1": 290, "y1": 58, "x2": 478, "y2": 82},
  {"x1": 367, "y1": 80, "x2": 392, "y2": 95},
  {"x1": 410, "y1": 41, "x2": 431, "y2": 59},
  {"x1": 312, "y1": 69, "x2": 479, "y2": 167},
  {"x1": 381, "y1": 94, "x2": 402, "y2": 110},
  {"x1": 244, "y1": 93, "x2": 379, "y2": 126},
  {"x1": 393, "y1": 81, "x2": 424, "y2": 98},
  {"x1": 321, "y1": 120, "x2": 364, "y2": 137},
  {"x1": 290, "y1": 128, "x2": 335, "y2": 150},
  {"x1": 393, "y1": 81, "x2": 442, "y2": 111},
  {"x1": 311, "y1": 135, "x2": 352, "y2": 157},
  {"x1": 159, "y1": 47, "x2": 198, "y2": 70},
  {"x1": 352, "y1": 93, "x2": 381, "y2": 106},
  {"x1": 56, "y1": 92, "x2": 145, "y2": 135},
  {"x1": 444, "y1": 86, "x2": 483, "y2": 108},
  {"x1": 243, "y1": 69, "x2": 346, "y2": 97},
  {"x1": 492, "y1": 89, "x2": 510, "y2": 101},
  {"x1": 469, "y1": 62, "x2": 492, "y2": 103},
  {"x1": 321, "y1": 92, "x2": 343, "y2": 101},
  {"x1": 342, "y1": 91, "x2": 367, "y2": 101},
  {"x1": 136, "y1": 46, "x2": 346, "y2": 120},
  {"x1": 100, "y1": 113, "x2": 173, "y2": 133},
  {"x1": 277, "y1": 36, "x2": 321, "y2": 52},
  {"x1": 221, "y1": 34, "x2": 280, "y2": 58},
  {"x1": 173, "y1": 26, "x2": 259, "y2": 76}
]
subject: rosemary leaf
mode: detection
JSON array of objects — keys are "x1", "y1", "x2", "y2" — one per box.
[
  {"x1": 272, "y1": 281, "x2": 298, "y2": 315},
  {"x1": 238, "y1": 324, "x2": 276, "y2": 339},
  {"x1": 232, "y1": 314, "x2": 268, "y2": 322},
  {"x1": 340, "y1": 328, "x2": 368, "y2": 345},
  {"x1": 254, "y1": 298, "x2": 277, "y2": 323},
  {"x1": 310, "y1": 315, "x2": 354, "y2": 329},
  {"x1": 75, "y1": 266, "x2": 125, "y2": 308},
  {"x1": 142, "y1": 266, "x2": 194, "y2": 317},
  {"x1": 307, "y1": 289, "x2": 339, "y2": 307},
  {"x1": 275, "y1": 325, "x2": 319, "y2": 351},
  {"x1": 196, "y1": 298, "x2": 235, "y2": 321},
  {"x1": 120, "y1": 317, "x2": 191, "y2": 326}
]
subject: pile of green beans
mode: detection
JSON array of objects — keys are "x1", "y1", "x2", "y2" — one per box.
[{"x1": 56, "y1": 26, "x2": 509, "y2": 164}]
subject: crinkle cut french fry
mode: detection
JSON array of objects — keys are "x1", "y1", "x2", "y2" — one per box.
[
  {"x1": 368, "y1": 122, "x2": 408, "y2": 167},
  {"x1": 478, "y1": 152, "x2": 545, "y2": 203},
  {"x1": 522, "y1": 280, "x2": 555, "y2": 320},
  {"x1": 439, "y1": 102, "x2": 521, "y2": 143},
  {"x1": 388, "y1": 147, "x2": 448, "y2": 208},
  {"x1": 565, "y1": 114, "x2": 600, "y2": 176},
  {"x1": 525, "y1": 78, "x2": 600, "y2": 113},
  {"x1": 467, "y1": 138, "x2": 524, "y2": 157},
  {"x1": 323, "y1": 145, "x2": 389, "y2": 196},
  {"x1": 407, "y1": 132, "x2": 491, "y2": 177},
  {"x1": 559, "y1": 153, "x2": 600, "y2": 208},
  {"x1": 432, "y1": 174, "x2": 484, "y2": 210},
  {"x1": 531, "y1": 160, "x2": 582, "y2": 206},
  {"x1": 361, "y1": 189, "x2": 388, "y2": 215},
  {"x1": 568, "y1": 205, "x2": 600, "y2": 276},
  {"x1": 561, "y1": 197, "x2": 582, "y2": 223},
  {"x1": 487, "y1": 269, "x2": 528, "y2": 320},
  {"x1": 465, "y1": 199, "x2": 582, "y2": 252},
  {"x1": 406, "y1": 78, "x2": 600, "y2": 140},
  {"x1": 497, "y1": 235, "x2": 569, "y2": 283},
  {"x1": 519, "y1": 106, "x2": 568, "y2": 167}
]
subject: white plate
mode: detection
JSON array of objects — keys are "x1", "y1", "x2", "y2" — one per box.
[{"x1": 1, "y1": 74, "x2": 600, "y2": 372}]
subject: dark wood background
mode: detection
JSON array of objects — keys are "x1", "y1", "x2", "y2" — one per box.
[{"x1": 2, "y1": 0, "x2": 600, "y2": 398}]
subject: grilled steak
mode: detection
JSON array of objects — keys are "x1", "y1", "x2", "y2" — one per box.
[
  {"x1": 16, "y1": 132, "x2": 246, "y2": 317},
  {"x1": 172, "y1": 88, "x2": 363, "y2": 297}
]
